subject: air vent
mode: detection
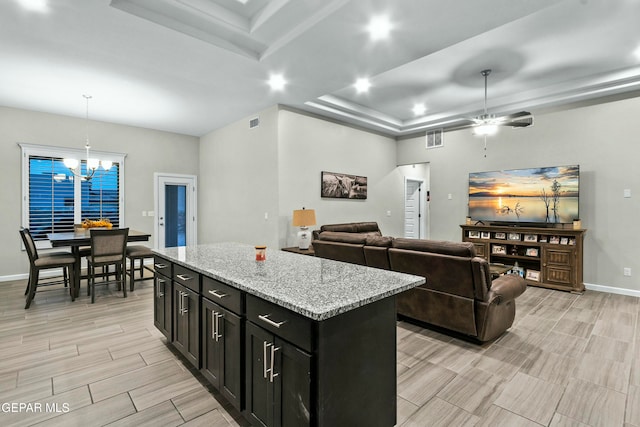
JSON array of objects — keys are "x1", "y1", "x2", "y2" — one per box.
[
  {"x1": 249, "y1": 117, "x2": 260, "y2": 128},
  {"x1": 426, "y1": 129, "x2": 443, "y2": 149}
]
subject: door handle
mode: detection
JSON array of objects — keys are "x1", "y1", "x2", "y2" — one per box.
[
  {"x1": 263, "y1": 341, "x2": 272, "y2": 379},
  {"x1": 214, "y1": 312, "x2": 223, "y2": 342},
  {"x1": 156, "y1": 278, "x2": 165, "y2": 297},
  {"x1": 212, "y1": 311, "x2": 223, "y2": 341},
  {"x1": 270, "y1": 345, "x2": 280, "y2": 383},
  {"x1": 180, "y1": 291, "x2": 188, "y2": 315}
]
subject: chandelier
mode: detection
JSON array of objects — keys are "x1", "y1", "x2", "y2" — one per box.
[{"x1": 63, "y1": 95, "x2": 112, "y2": 180}]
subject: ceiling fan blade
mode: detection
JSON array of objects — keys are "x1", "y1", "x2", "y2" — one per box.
[
  {"x1": 500, "y1": 111, "x2": 532, "y2": 121},
  {"x1": 505, "y1": 116, "x2": 533, "y2": 128}
]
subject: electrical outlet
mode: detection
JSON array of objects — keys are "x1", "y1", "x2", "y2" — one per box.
[
  {"x1": 386, "y1": 210, "x2": 391, "y2": 217},
  {"x1": 447, "y1": 193, "x2": 452, "y2": 200},
  {"x1": 142, "y1": 211, "x2": 147, "y2": 217},
  {"x1": 624, "y1": 189, "x2": 631, "y2": 198},
  {"x1": 264, "y1": 212, "x2": 269, "y2": 220},
  {"x1": 624, "y1": 267, "x2": 631, "y2": 276}
]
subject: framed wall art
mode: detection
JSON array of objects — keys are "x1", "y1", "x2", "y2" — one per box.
[{"x1": 321, "y1": 171, "x2": 367, "y2": 199}]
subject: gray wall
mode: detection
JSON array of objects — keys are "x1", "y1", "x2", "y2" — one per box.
[
  {"x1": 397, "y1": 96, "x2": 640, "y2": 294},
  {"x1": 198, "y1": 107, "x2": 414, "y2": 249},
  {"x1": 277, "y1": 109, "x2": 404, "y2": 247},
  {"x1": 0, "y1": 106, "x2": 199, "y2": 279},
  {"x1": 198, "y1": 106, "x2": 280, "y2": 248}
]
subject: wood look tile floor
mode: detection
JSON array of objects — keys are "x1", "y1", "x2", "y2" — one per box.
[{"x1": 0, "y1": 279, "x2": 638, "y2": 426}]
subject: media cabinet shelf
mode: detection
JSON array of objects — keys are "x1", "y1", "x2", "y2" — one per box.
[{"x1": 461, "y1": 224, "x2": 586, "y2": 293}]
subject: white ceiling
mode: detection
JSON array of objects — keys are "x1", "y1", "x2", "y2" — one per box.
[{"x1": 1, "y1": 0, "x2": 640, "y2": 137}]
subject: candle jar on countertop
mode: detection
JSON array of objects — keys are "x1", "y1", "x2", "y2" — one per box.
[{"x1": 255, "y1": 245, "x2": 266, "y2": 261}]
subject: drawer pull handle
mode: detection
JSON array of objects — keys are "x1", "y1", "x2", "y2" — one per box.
[
  {"x1": 154, "y1": 263, "x2": 167, "y2": 269},
  {"x1": 176, "y1": 274, "x2": 192, "y2": 281},
  {"x1": 258, "y1": 314, "x2": 287, "y2": 329},
  {"x1": 208, "y1": 289, "x2": 228, "y2": 299}
]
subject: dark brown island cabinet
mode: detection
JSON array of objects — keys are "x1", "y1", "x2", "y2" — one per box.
[{"x1": 152, "y1": 243, "x2": 423, "y2": 427}]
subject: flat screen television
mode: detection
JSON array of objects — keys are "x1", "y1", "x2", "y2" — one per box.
[{"x1": 468, "y1": 165, "x2": 579, "y2": 225}]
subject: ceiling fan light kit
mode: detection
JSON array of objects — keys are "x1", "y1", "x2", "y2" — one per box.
[{"x1": 471, "y1": 69, "x2": 533, "y2": 138}]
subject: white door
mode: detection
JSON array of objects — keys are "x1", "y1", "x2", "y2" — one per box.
[
  {"x1": 154, "y1": 173, "x2": 197, "y2": 249},
  {"x1": 404, "y1": 179, "x2": 423, "y2": 239}
]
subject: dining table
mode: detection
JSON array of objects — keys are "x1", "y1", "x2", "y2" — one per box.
[{"x1": 47, "y1": 229, "x2": 151, "y2": 298}]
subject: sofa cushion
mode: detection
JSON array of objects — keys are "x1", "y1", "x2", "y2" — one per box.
[
  {"x1": 318, "y1": 231, "x2": 368, "y2": 245},
  {"x1": 354, "y1": 222, "x2": 381, "y2": 233},
  {"x1": 365, "y1": 235, "x2": 393, "y2": 247},
  {"x1": 392, "y1": 238, "x2": 476, "y2": 257},
  {"x1": 320, "y1": 223, "x2": 358, "y2": 233},
  {"x1": 320, "y1": 221, "x2": 381, "y2": 234}
]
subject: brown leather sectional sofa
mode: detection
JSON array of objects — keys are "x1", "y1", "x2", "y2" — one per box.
[{"x1": 312, "y1": 222, "x2": 527, "y2": 342}]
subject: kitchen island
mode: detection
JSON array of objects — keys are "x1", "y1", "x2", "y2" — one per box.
[{"x1": 153, "y1": 243, "x2": 424, "y2": 427}]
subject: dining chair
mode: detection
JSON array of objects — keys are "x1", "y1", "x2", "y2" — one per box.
[
  {"x1": 125, "y1": 245, "x2": 154, "y2": 291},
  {"x1": 86, "y1": 228, "x2": 129, "y2": 303},
  {"x1": 19, "y1": 228, "x2": 76, "y2": 309}
]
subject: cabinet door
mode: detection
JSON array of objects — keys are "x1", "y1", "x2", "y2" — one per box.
[
  {"x1": 244, "y1": 322, "x2": 312, "y2": 427},
  {"x1": 201, "y1": 298, "x2": 243, "y2": 410},
  {"x1": 273, "y1": 337, "x2": 312, "y2": 427},
  {"x1": 153, "y1": 275, "x2": 172, "y2": 340},
  {"x1": 543, "y1": 247, "x2": 575, "y2": 287},
  {"x1": 245, "y1": 321, "x2": 274, "y2": 427},
  {"x1": 173, "y1": 283, "x2": 200, "y2": 368}
]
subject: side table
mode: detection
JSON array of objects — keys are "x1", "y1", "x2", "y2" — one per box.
[{"x1": 281, "y1": 246, "x2": 315, "y2": 256}]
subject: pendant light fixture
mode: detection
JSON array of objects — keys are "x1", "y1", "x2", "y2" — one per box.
[{"x1": 63, "y1": 95, "x2": 112, "y2": 180}]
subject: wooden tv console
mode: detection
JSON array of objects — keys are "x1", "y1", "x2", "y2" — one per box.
[{"x1": 461, "y1": 224, "x2": 586, "y2": 293}]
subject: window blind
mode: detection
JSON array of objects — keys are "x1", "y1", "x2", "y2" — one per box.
[
  {"x1": 80, "y1": 163, "x2": 120, "y2": 227},
  {"x1": 27, "y1": 155, "x2": 121, "y2": 241},
  {"x1": 28, "y1": 156, "x2": 75, "y2": 240}
]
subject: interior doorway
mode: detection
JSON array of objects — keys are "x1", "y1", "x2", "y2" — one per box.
[
  {"x1": 154, "y1": 173, "x2": 197, "y2": 249},
  {"x1": 404, "y1": 178, "x2": 427, "y2": 239}
]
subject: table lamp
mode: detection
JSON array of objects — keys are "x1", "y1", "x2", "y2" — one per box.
[{"x1": 292, "y1": 208, "x2": 316, "y2": 249}]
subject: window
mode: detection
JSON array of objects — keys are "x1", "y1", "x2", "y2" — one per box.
[{"x1": 20, "y1": 143, "x2": 125, "y2": 246}]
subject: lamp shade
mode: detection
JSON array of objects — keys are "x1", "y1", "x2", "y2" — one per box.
[{"x1": 292, "y1": 209, "x2": 316, "y2": 227}]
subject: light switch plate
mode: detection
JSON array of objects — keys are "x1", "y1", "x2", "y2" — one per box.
[{"x1": 624, "y1": 189, "x2": 631, "y2": 198}]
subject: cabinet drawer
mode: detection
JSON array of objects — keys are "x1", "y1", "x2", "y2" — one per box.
[
  {"x1": 545, "y1": 248, "x2": 574, "y2": 266},
  {"x1": 174, "y1": 264, "x2": 201, "y2": 293},
  {"x1": 246, "y1": 295, "x2": 312, "y2": 353},
  {"x1": 154, "y1": 256, "x2": 172, "y2": 279},
  {"x1": 545, "y1": 266, "x2": 574, "y2": 286},
  {"x1": 202, "y1": 276, "x2": 243, "y2": 315}
]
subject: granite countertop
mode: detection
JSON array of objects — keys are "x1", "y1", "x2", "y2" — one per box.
[{"x1": 153, "y1": 243, "x2": 424, "y2": 321}]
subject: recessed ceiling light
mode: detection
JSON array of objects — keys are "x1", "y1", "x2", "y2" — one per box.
[
  {"x1": 412, "y1": 104, "x2": 426, "y2": 116},
  {"x1": 367, "y1": 15, "x2": 392, "y2": 41},
  {"x1": 354, "y1": 78, "x2": 371, "y2": 93},
  {"x1": 16, "y1": 0, "x2": 48, "y2": 12},
  {"x1": 268, "y1": 74, "x2": 286, "y2": 91}
]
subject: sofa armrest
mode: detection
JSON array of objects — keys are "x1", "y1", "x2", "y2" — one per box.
[{"x1": 487, "y1": 275, "x2": 527, "y2": 304}]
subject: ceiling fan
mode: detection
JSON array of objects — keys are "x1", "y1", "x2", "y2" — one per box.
[{"x1": 470, "y1": 69, "x2": 533, "y2": 136}]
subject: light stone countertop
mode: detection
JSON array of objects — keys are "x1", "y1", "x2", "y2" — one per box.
[{"x1": 153, "y1": 242, "x2": 424, "y2": 321}]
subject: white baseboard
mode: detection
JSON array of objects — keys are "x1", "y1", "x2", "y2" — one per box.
[{"x1": 584, "y1": 282, "x2": 640, "y2": 298}]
